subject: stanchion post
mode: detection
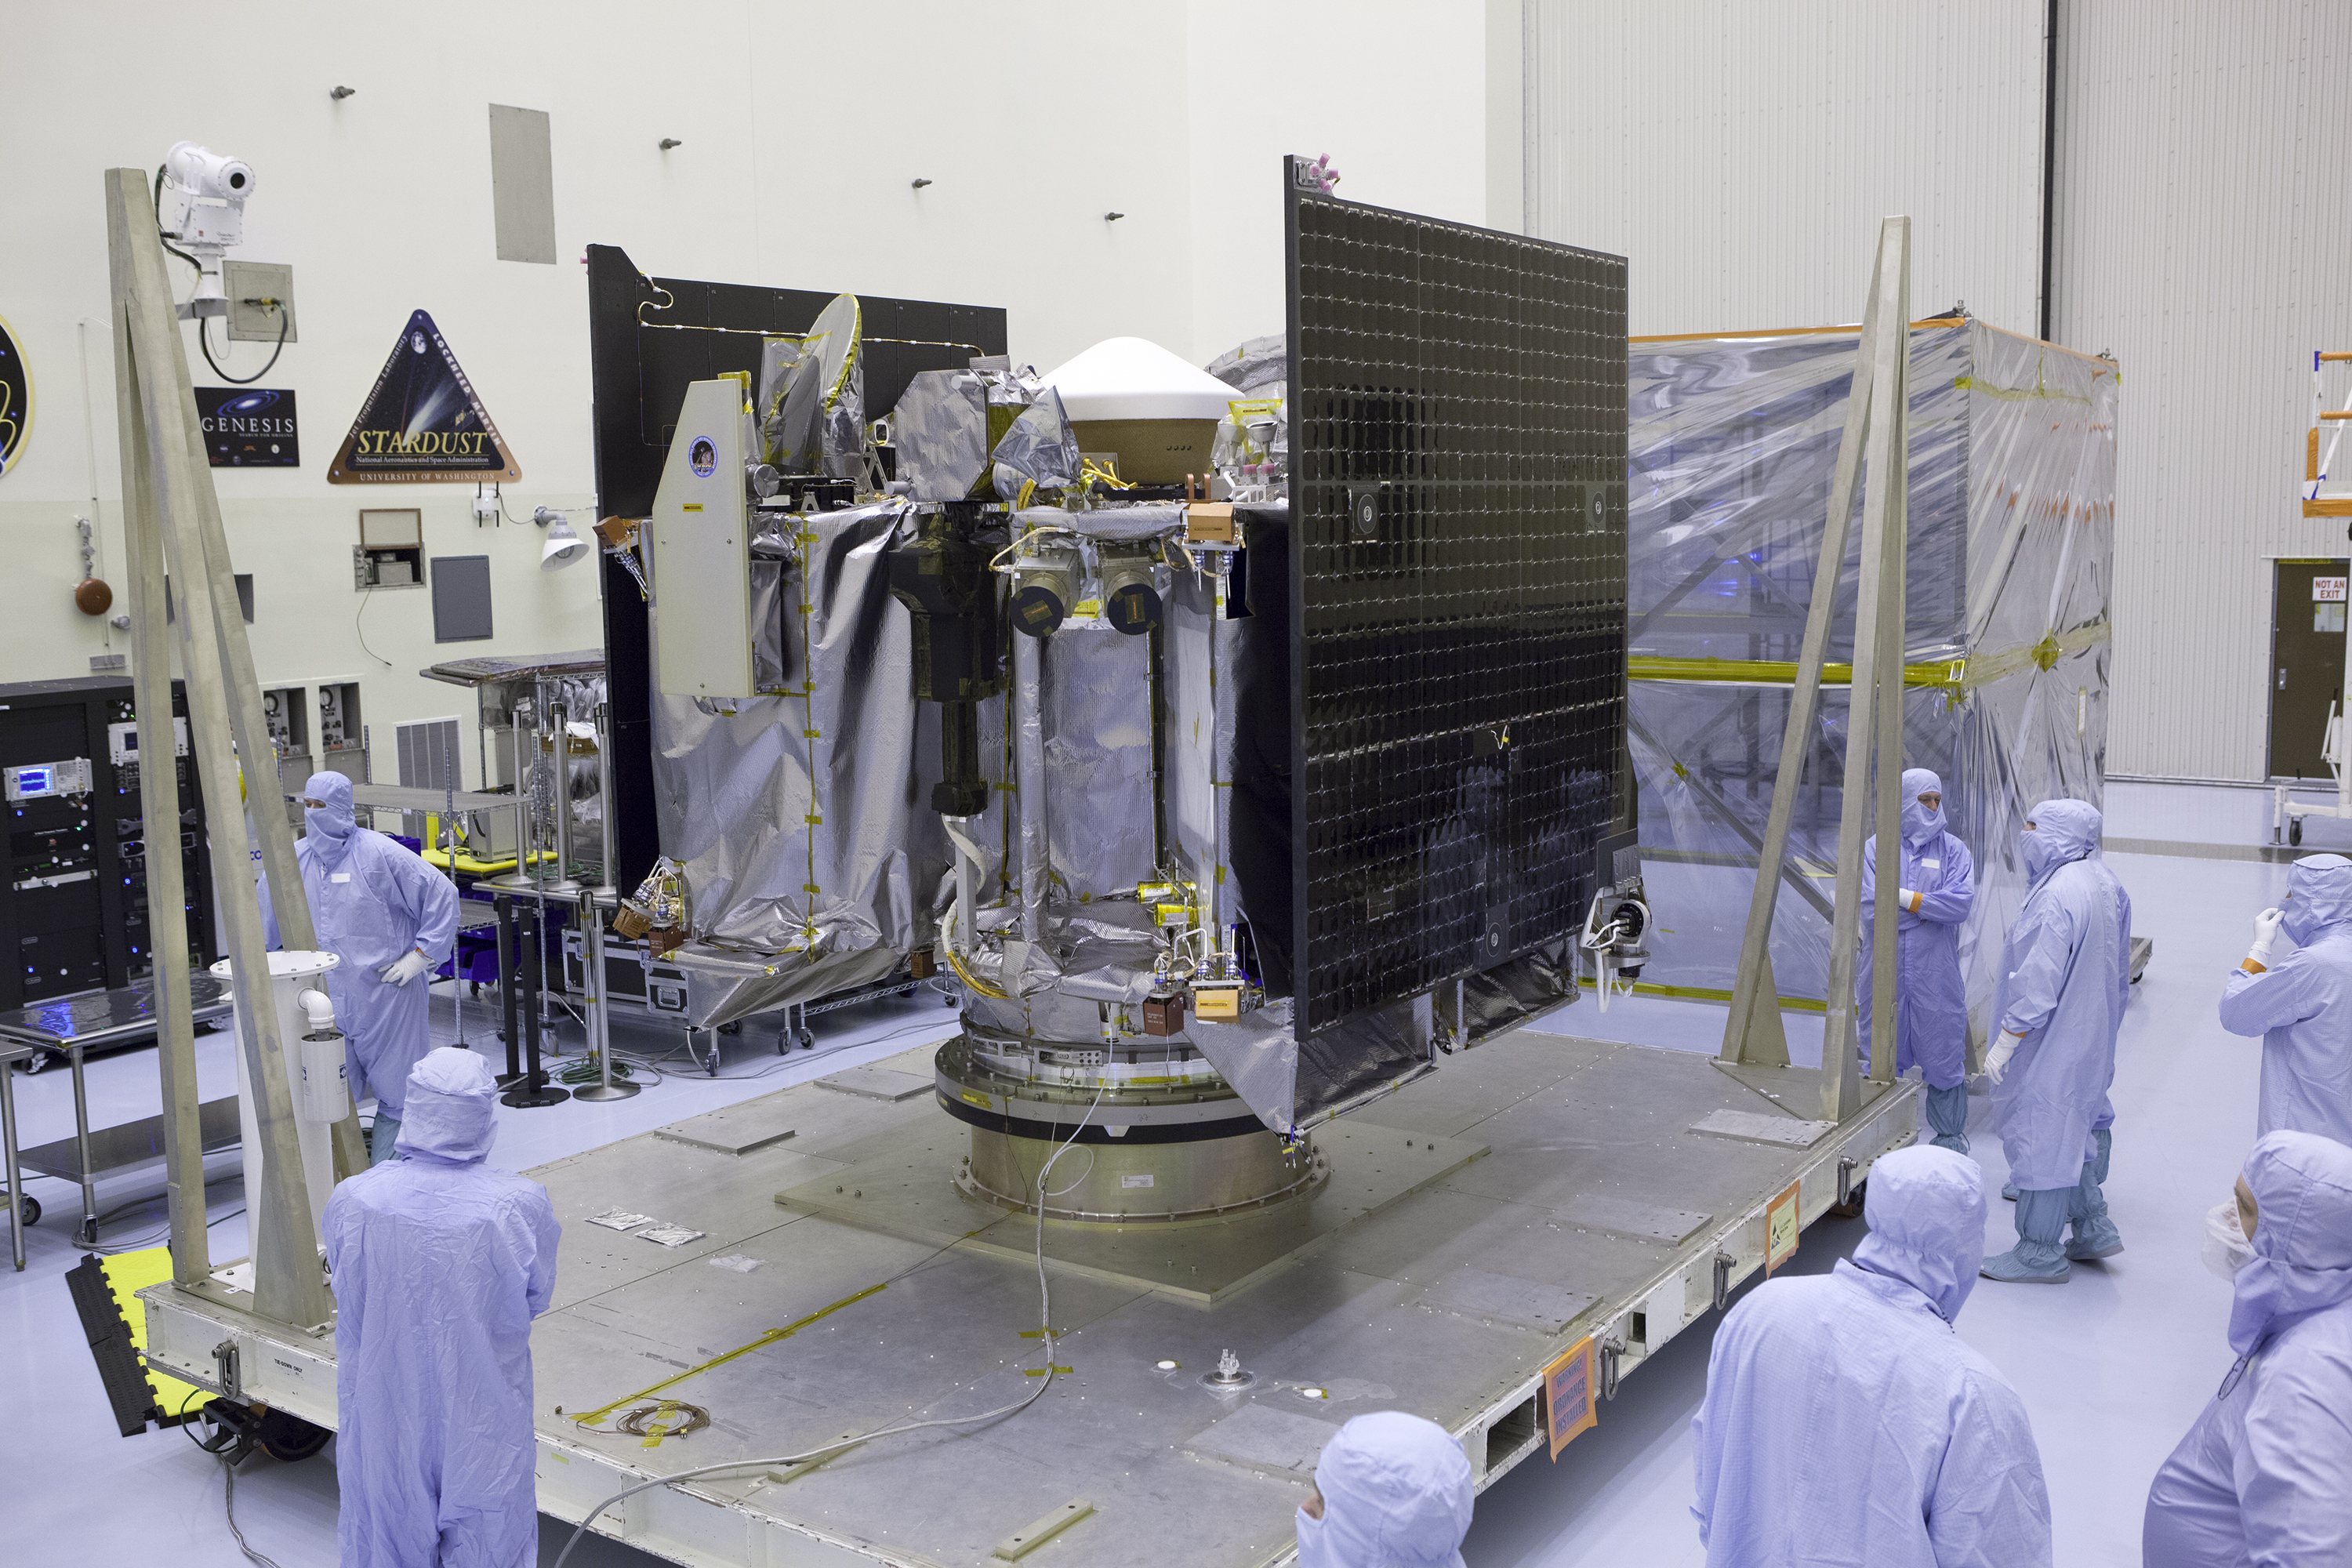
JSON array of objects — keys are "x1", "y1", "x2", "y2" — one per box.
[
  {"x1": 572, "y1": 888, "x2": 637, "y2": 1102},
  {"x1": 501, "y1": 902, "x2": 568, "y2": 1108}
]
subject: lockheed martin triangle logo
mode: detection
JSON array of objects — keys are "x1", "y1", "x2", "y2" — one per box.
[{"x1": 328, "y1": 310, "x2": 520, "y2": 484}]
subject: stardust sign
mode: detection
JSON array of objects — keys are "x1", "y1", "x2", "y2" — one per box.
[{"x1": 328, "y1": 309, "x2": 520, "y2": 484}]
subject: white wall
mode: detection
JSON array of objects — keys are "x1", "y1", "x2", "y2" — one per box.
[
  {"x1": 0, "y1": 0, "x2": 1500, "y2": 785},
  {"x1": 1182, "y1": 1, "x2": 1508, "y2": 361},
  {"x1": 1524, "y1": 0, "x2": 2352, "y2": 782},
  {"x1": 1524, "y1": 0, "x2": 2048, "y2": 336},
  {"x1": 2053, "y1": 1, "x2": 2352, "y2": 782},
  {"x1": 24, "y1": 2, "x2": 2324, "y2": 786}
]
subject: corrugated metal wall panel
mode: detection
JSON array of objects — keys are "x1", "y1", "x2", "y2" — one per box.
[
  {"x1": 1529, "y1": 0, "x2": 2352, "y2": 781},
  {"x1": 1525, "y1": 0, "x2": 2045, "y2": 335},
  {"x1": 2055, "y1": 2, "x2": 2352, "y2": 780}
]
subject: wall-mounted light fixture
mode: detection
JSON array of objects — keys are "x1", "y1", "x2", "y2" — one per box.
[{"x1": 535, "y1": 507, "x2": 586, "y2": 572}]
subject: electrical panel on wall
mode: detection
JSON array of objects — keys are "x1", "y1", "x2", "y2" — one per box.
[
  {"x1": 165, "y1": 573, "x2": 255, "y2": 623},
  {"x1": 1282, "y1": 155, "x2": 1629, "y2": 1036},
  {"x1": 316, "y1": 681, "x2": 367, "y2": 783},
  {"x1": 222, "y1": 260, "x2": 297, "y2": 343},
  {"x1": 355, "y1": 507, "x2": 425, "y2": 590},
  {"x1": 430, "y1": 556, "x2": 494, "y2": 642}
]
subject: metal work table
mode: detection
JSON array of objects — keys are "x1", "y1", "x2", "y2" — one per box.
[
  {"x1": 347, "y1": 782, "x2": 514, "y2": 816},
  {"x1": 0, "y1": 977, "x2": 237, "y2": 1246},
  {"x1": 139, "y1": 1021, "x2": 1917, "y2": 1567},
  {"x1": 421, "y1": 648, "x2": 608, "y2": 688},
  {"x1": 2, "y1": 1036, "x2": 27, "y2": 1271}
]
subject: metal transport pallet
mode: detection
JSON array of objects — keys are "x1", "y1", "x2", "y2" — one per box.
[{"x1": 140, "y1": 1022, "x2": 1916, "y2": 1567}]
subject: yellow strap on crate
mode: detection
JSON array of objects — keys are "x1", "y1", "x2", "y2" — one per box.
[
  {"x1": 1628, "y1": 655, "x2": 1965, "y2": 691},
  {"x1": 1629, "y1": 620, "x2": 2110, "y2": 702}
]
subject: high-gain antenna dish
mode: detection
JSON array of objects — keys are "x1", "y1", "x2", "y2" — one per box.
[{"x1": 768, "y1": 292, "x2": 861, "y2": 473}]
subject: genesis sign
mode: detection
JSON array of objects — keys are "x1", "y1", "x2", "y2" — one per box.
[{"x1": 194, "y1": 387, "x2": 299, "y2": 466}]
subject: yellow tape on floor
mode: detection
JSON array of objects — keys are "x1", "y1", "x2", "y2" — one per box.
[{"x1": 568, "y1": 1283, "x2": 887, "y2": 1430}]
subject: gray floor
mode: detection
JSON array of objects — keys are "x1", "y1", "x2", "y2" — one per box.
[
  {"x1": 0, "y1": 779, "x2": 2325, "y2": 1566},
  {"x1": 0, "y1": 986, "x2": 967, "y2": 1567}
]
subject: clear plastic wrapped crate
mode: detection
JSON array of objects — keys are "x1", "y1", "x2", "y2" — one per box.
[{"x1": 1628, "y1": 318, "x2": 2118, "y2": 1044}]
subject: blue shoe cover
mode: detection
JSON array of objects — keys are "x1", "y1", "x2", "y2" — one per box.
[
  {"x1": 1980, "y1": 1244, "x2": 2070, "y2": 1283},
  {"x1": 2066, "y1": 1218, "x2": 2124, "y2": 1261}
]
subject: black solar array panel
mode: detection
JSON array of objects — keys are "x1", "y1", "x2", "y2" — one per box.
[{"x1": 1284, "y1": 158, "x2": 1628, "y2": 1036}]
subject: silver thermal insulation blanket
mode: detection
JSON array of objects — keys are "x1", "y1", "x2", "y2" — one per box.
[
  {"x1": 1205, "y1": 334, "x2": 1287, "y2": 399},
  {"x1": 896, "y1": 372, "x2": 1082, "y2": 503},
  {"x1": 957, "y1": 565, "x2": 1198, "y2": 1036},
  {"x1": 895, "y1": 372, "x2": 992, "y2": 502},
  {"x1": 650, "y1": 501, "x2": 987, "y2": 1027},
  {"x1": 991, "y1": 390, "x2": 1082, "y2": 500},
  {"x1": 1627, "y1": 319, "x2": 2118, "y2": 1040},
  {"x1": 650, "y1": 490, "x2": 1472, "y2": 1127},
  {"x1": 964, "y1": 541, "x2": 1447, "y2": 1134}
]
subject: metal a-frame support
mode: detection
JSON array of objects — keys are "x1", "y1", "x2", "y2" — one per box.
[
  {"x1": 106, "y1": 167, "x2": 346, "y2": 1327},
  {"x1": 1718, "y1": 216, "x2": 1911, "y2": 1124}
]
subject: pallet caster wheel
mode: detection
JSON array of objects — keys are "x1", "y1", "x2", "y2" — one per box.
[
  {"x1": 2291, "y1": 818, "x2": 2304, "y2": 846},
  {"x1": 257, "y1": 1408, "x2": 332, "y2": 1462},
  {"x1": 14, "y1": 1194, "x2": 38, "y2": 1228},
  {"x1": 799, "y1": 1028, "x2": 818, "y2": 1051}
]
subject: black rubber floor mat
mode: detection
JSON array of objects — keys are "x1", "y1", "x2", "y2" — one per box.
[{"x1": 65, "y1": 1251, "x2": 198, "y2": 1435}]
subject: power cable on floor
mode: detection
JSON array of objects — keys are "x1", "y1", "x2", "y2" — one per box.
[
  {"x1": 177, "y1": 1390, "x2": 286, "y2": 1568},
  {"x1": 216, "y1": 1446, "x2": 285, "y2": 1568},
  {"x1": 78, "y1": 1206, "x2": 248, "y2": 1257},
  {"x1": 547, "y1": 1083, "x2": 1107, "y2": 1568},
  {"x1": 35, "y1": 1171, "x2": 249, "y2": 1254}
]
